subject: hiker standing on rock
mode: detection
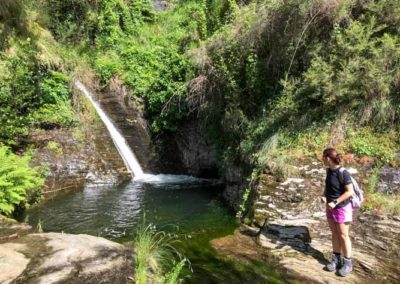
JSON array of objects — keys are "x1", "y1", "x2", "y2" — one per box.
[{"x1": 321, "y1": 148, "x2": 354, "y2": 277}]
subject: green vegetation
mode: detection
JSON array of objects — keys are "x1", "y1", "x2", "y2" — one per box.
[
  {"x1": 2, "y1": 0, "x2": 400, "y2": 217},
  {"x1": 41, "y1": 0, "x2": 244, "y2": 133},
  {"x1": 191, "y1": 0, "x2": 400, "y2": 171},
  {"x1": 236, "y1": 187, "x2": 250, "y2": 218},
  {"x1": 0, "y1": 145, "x2": 44, "y2": 215},
  {"x1": 46, "y1": 141, "x2": 63, "y2": 155},
  {"x1": 92, "y1": 1, "x2": 204, "y2": 132},
  {"x1": 0, "y1": 46, "x2": 76, "y2": 145},
  {"x1": 134, "y1": 221, "x2": 187, "y2": 284},
  {"x1": 36, "y1": 218, "x2": 44, "y2": 233},
  {"x1": 0, "y1": 1, "x2": 78, "y2": 146},
  {"x1": 364, "y1": 192, "x2": 400, "y2": 215},
  {"x1": 1, "y1": 0, "x2": 79, "y2": 216},
  {"x1": 363, "y1": 165, "x2": 400, "y2": 215},
  {"x1": 348, "y1": 128, "x2": 397, "y2": 164}
]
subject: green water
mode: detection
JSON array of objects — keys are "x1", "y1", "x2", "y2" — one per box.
[{"x1": 21, "y1": 176, "x2": 284, "y2": 283}]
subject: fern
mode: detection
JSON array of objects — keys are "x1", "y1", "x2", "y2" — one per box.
[{"x1": 0, "y1": 145, "x2": 44, "y2": 215}]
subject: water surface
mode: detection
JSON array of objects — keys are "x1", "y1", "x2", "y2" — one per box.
[{"x1": 23, "y1": 176, "x2": 283, "y2": 283}]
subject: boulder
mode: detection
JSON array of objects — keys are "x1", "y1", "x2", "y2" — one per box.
[{"x1": 0, "y1": 233, "x2": 134, "y2": 284}]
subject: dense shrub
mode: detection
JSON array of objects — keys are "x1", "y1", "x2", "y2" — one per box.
[
  {"x1": 93, "y1": 1, "x2": 205, "y2": 132},
  {"x1": 0, "y1": 40, "x2": 76, "y2": 145},
  {"x1": 188, "y1": 0, "x2": 400, "y2": 166},
  {"x1": 43, "y1": 0, "x2": 155, "y2": 45}
]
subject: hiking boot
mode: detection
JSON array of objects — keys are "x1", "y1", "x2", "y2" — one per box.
[
  {"x1": 338, "y1": 258, "x2": 353, "y2": 277},
  {"x1": 325, "y1": 253, "x2": 341, "y2": 272}
]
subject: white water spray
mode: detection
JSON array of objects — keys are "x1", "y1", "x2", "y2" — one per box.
[{"x1": 75, "y1": 81, "x2": 144, "y2": 179}]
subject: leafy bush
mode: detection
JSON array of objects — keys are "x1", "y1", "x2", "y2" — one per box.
[
  {"x1": 29, "y1": 99, "x2": 77, "y2": 129},
  {"x1": 0, "y1": 44, "x2": 38, "y2": 144},
  {"x1": 39, "y1": 71, "x2": 70, "y2": 103},
  {"x1": 0, "y1": 40, "x2": 76, "y2": 144},
  {"x1": 43, "y1": 0, "x2": 98, "y2": 43},
  {"x1": 348, "y1": 128, "x2": 397, "y2": 163},
  {"x1": 92, "y1": 1, "x2": 206, "y2": 133},
  {"x1": 282, "y1": 16, "x2": 400, "y2": 126},
  {"x1": 0, "y1": 145, "x2": 44, "y2": 215},
  {"x1": 42, "y1": 0, "x2": 155, "y2": 45},
  {"x1": 30, "y1": 70, "x2": 77, "y2": 128},
  {"x1": 94, "y1": 51, "x2": 122, "y2": 85}
]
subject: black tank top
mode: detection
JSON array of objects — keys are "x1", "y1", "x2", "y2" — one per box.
[{"x1": 325, "y1": 167, "x2": 352, "y2": 208}]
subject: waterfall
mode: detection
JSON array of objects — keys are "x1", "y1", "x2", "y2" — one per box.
[{"x1": 75, "y1": 81, "x2": 144, "y2": 179}]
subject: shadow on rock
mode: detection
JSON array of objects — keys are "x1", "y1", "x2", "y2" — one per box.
[{"x1": 260, "y1": 223, "x2": 328, "y2": 266}]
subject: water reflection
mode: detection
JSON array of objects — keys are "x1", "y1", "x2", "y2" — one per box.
[{"x1": 23, "y1": 177, "x2": 225, "y2": 240}]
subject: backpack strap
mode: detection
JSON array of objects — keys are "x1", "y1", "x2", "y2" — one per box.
[{"x1": 338, "y1": 167, "x2": 346, "y2": 186}]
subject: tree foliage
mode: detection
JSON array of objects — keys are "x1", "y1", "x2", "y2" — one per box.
[{"x1": 189, "y1": 0, "x2": 400, "y2": 165}]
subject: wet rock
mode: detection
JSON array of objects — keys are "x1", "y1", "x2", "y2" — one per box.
[
  {"x1": 223, "y1": 184, "x2": 246, "y2": 212},
  {"x1": 30, "y1": 126, "x2": 130, "y2": 196},
  {"x1": 377, "y1": 165, "x2": 400, "y2": 194},
  {"x1": 0, "y1": 233, "x2": 134, "y2": 284},
  {"x1": 222, "y1": 159, "x2": 247, "y2": 211},
  {"x1": 154, "y1": 118, "x2": 219, "y2": 178}
]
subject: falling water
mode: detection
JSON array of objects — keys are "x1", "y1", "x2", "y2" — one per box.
[{"x1": 75, "y1": 81, "x2": 144, "y2": 178}]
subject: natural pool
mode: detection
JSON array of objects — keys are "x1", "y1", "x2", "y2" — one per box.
[{"x1": 21, "y1": 175, "x2": 284, "y2": 283}]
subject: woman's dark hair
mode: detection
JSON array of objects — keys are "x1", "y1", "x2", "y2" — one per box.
[{"x1": 323, "y1": 148, "x2": 342, "y2": 165}]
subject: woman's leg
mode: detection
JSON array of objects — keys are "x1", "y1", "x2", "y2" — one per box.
[
  {"x1": 328, "y1": 218, "x2": 340, "y2": 253},
  {"x1": 325, "y1": 218, "x2": 342, "y2": 271},
  {"x1": 336, "y1": 222, "x2": 352, "y2": 258},
  {"x1": 336, "y1": 222, "x2": 353, "y2": 276}
]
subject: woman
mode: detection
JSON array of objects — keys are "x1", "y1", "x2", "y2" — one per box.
[{"x1": 322, "y1": 148, "x2": 354, "y2": 277}]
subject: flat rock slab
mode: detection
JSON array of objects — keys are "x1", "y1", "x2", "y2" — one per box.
[
  {"x1": 0, "y1": 233, "x2": 134, "y2": 284},
  {"x1": 258, "y1": 228, "x2": 361, "y2": 284},
  {"x1": 0, "y1": 243, "x2": 30, "y2": 284}
]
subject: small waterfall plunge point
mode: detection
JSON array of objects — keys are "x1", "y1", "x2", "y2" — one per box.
[{"x1": 75, "y1": 81, "x2": 145, "y2": 179}]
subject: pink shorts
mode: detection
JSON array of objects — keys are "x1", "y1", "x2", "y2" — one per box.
[{"x1": 326, "y1": 203, "x2": 353, "y2": 224}]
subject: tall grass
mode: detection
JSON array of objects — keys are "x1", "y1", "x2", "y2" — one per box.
[{"x1": 134, "y1": 221, "x2": 188, "y2": 284}]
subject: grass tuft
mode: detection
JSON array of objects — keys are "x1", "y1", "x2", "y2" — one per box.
[{"x1": 134, "y1": 218, "x2": 188, "y2": 284}]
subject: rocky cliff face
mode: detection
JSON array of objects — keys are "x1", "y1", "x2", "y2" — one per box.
[
  {"x1": 377, "y1": 164, "x2": 400, "y2": 194},
  {"x1": 30, "y1": 126, "x2": 130, "y2": 196},
  {"x1": 154, "y1": 117, "x2": 249, "y2": 210},
  {"x1": 154, "y1": 118, "x2": 219, "y2": 177},
  {"x1": 29, "y1": 82, "x2": 135, "y2": 196}
]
